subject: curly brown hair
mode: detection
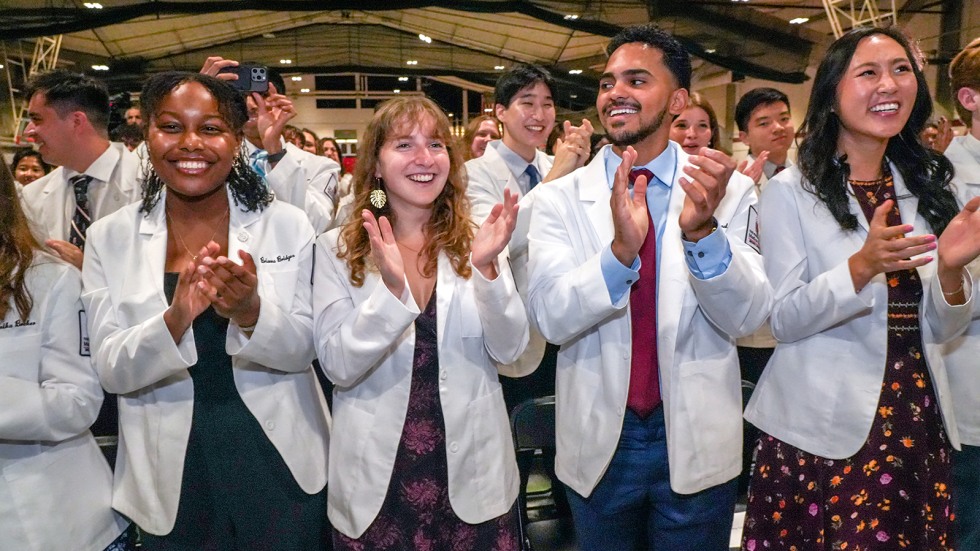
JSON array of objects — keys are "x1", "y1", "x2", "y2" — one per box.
[{"x1": 338, "y1": 96, "x2": 474, "y2": 286}]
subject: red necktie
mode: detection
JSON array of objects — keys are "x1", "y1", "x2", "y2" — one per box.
[
  {"x1": 627, "y1": 168, "x2": 661, "y2": 418},
  {"x1": 773, "y1": 165, "x2": 786, "y2": 175}
]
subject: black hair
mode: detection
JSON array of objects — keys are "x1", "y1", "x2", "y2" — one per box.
[
  {"x1": 265, "y1": 67, "x2": 287, "y2": 97},
  {"x1": 494, "y1": 64, "x2": 556, "y2": 108},
  {"x1": 25, "y1": 69, "x2": 111, "y2": 132},
  {"x1": 606, "y1": 24, "x2": 691, "y2": 90},
  {"x1": 798, "y1": 26, "x2": 958, "y2": 235},
  {"x1": 137, "y1": 71, "x2": 272, "y2": 214},
  {"x1": 321, "y1": 136, "x2": 346, "y2": 173},
  {"x1": 10, "y1": 149, "x2": 50, "y2": 177},
  {"x1": 734, "y1": 87, "x2": 791, "y2": 132},
  {"x1": 110, "y1": 123, "x2": 143, "y2": 147}
]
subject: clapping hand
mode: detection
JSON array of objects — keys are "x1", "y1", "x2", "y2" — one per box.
[
  {"x1": 737, "y1": 150, "x2": 769, "y2": 185},
  {"x1": 197, "y1": 247, "x2": 261, "y2": 329},
  {"x1": 678, "y1": 147, "x2": 736, "y2": 241},
  {"x1": 251, "y1": 83, "x2": 297, "y2": 155},
  {"x1": 164, "y1": 242, "x2": 218, "y2": 343},
  {"x1": 848, "y1": 200, "x2": 936, "y2": 292},
  {"x1": 472, "y1": 188, "x2": 520, "y2": 279},
  {"x1": 609, "y1": 146, "x2": 649, "y2": 266},
  {"x1": 362, "y1": 209, "x2": 407, "y2": 298}
]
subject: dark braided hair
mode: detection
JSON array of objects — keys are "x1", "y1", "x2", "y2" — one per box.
[
  {"x1": 137, "y1": 71, "x2": 272, "y2": 214},
  {"x1": 797, "y1": 27, "x2": 958, "y2": 235}
]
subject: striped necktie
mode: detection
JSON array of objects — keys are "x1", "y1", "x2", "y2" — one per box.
[{"x1": 69, "y1": 174, "x2": 94, "y2": 250}]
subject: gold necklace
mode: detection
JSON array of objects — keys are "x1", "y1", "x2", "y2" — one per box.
[{"x1": 166, "y1": 207, "x2": 229, "y2": 261}]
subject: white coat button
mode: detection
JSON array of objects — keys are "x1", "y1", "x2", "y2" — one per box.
[
  {"x1": 618, "y1": 407, "x2": 625, "y2": 416},
  {"x1": 238, "y1": 231, "x2": 250, "y2": 243},
  {"x1": 623, "y1": 352, "x2": 629, "y2": 359},
  {"x1": 265, "y1": 420, "x2": 275, "y2": 430},
  {"x1": 450, "y1": 442, "x2": 459, "y2": 453},
  {"x1": 440, "y1": 370, "x2": 447, "y2": 381}
]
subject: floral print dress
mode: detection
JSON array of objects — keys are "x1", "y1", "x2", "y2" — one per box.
[
  {"x1": 742, "y1": 174, "x2": 954, "y2": 551},
  {"x1": 334, "y1": 289, "x2": 520, "y2": 551}
]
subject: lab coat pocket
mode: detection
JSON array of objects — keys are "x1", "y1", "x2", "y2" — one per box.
[
  {"x1": 466, "y1": 388, "x2": 514, "y2": 504},
  {"x1": 330, "y1": 402, "x2": 375, "y2": 503},
  {"x1": 0, "y1": 331, "x2": 41, "y2": 380},
  {"x1": 673, "y1": 356, "x2": 742, "y2": 473}
]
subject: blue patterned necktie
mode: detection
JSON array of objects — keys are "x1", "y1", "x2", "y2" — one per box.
[
  {"x1": 69, "y1": 174, "x2": 93, "y2": 250},
  {"x1": 250, "y1": 149, "x2": 269, "y2": 180}
]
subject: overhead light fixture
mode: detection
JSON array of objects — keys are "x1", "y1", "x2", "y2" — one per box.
[
  {"x1": 418, "y1": 34, "x2": 432, "y2": 44},
  {"x1": 789, "y1": 17, "x2": 810, "y2": 24},
  {"x1": 705, "y1": 48, "x2": 717, "y2": 54},
  {"x1": 494, "y1": 65, "x2": 505, "y2": 71},
  {"x1": 393, "y1": 89, "x2": 401, "y2": 94},
  {"x1": 484, "y1": 108, "x2": 493, "y2": 113},
  {"x1": 280, "y1": 59, "x2": 292, "y2": 65},
  {"x1": 568, "y1": 69, "x2": 583, "y2": 75},
  {"x1": 262, "y1": 33, "x2": 276, "y2": 39},
  {"x1": 563, "y1": 14, "x2": 579, "y2": 20},
  {"x1": 398, "y1": 76, "x2": 409, "y2": 82},
  {"x1": 83, "y1": 2, "x2": 103, "y2": 8},
  {"x1": 448, "y1": 113, "x2": 454, "y2": 118},
  {"x1": 570, "y1": 94, "x2": 578, "y2": 99},
  {"x1": 291, "y1": 76, "x2": 303, "y2": 81},
  {"x1": 406, "y1": 60, "x2": 418, "y2": 65},
  {"x1": 91, "y1": 64, "x2": 109, "y2": 71},
  {"x1": 300, "y1": 88, "x2": 310, "y2": 93}
]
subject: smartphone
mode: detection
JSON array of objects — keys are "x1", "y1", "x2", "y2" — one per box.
[{"x1": 217, "y1": 64, "x2": 269, "y2": 94}]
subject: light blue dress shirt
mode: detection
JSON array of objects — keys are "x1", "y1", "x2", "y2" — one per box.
[
  {"x1": 489, "y1": 140, "x2": 550, "y2": 195},
  {"x1": 599, "y1": 142, "x2": 733, "y2": 303}
]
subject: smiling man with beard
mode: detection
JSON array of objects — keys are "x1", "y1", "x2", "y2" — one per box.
[{"x1": 525, "y1": 24, "x2": 772, "y2": 550}]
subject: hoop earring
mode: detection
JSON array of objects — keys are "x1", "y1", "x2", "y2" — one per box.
[{"x1": 370, "y1": 177, "x2": 387, "y2": 209}]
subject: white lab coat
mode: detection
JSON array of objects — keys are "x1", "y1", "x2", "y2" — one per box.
[
  {"x1": 0, "y1": 255, "x2": 129, "y2": 550},
  {"x1": 942, "y1": 134, "x2": 980, "y2": 445},
  {"x1": 81, "y1": 189, "x2": 330, "y2": 535},
  {"x1": 745, "y1": 164, "x2": 972, "y2": 458},
  {"x1": 526, "y1": 146, "x2": 771, "y2": 497},
  {"x1": 21, "y1": 142, "x2": 141, "y2": 242},
  {"x1": 313, "y1": 228, "x2": 529, "y2": 537},
  {"x1": 465, "y1": 141, "x2": 554, "y2": 373}
]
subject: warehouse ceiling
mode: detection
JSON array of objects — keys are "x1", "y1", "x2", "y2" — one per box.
[{"x1": 0, "y1": 0, "x2": 952, "y2": 111}]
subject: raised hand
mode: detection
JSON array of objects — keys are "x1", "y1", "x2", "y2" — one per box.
[
  {"x1": 678, "y1": 147, "x2": 737, "y2": 241},
  {"x1": 472, "y1": 188, "x2": 520, "y2": 279},
  {"x1": 848, "y1": 200, "x2": 937, "y2": 292},
  {"x1": 45, "y1": 239, "x2": 84, "y2": 270},
  {"x1": 164, "y1": 243, "x2": 217, "y2": 343},
  {"x1": 737, "y1": 150, "x2": 769, "y2": 185},
  {"x1": 362, "y1": 209, "x2": 406, "y2": 298},
  {"x1": 200, "y1": 56, "x2": 239, "y2": 81},
  {"x1": 197, "y1": 247, "x2": 261, "y2": 329},
  {"x1": 610, "y1": 146, "x2": 649, "y2": 266},
  {"x1": 252, "y1": 83, "x2": 297, "y2": 155},
  {"x1": 938, "y1": 196, "x2": 980, "y2": 283}
]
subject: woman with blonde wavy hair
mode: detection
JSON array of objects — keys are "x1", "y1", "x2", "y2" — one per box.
[{"x1": 313, "y1": 95, "x2": 531, "y2": 549}]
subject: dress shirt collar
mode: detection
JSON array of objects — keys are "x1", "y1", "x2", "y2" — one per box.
[
  {"x1": 603, "y1": 141, "x2": 678, "y2": 190},
  {"x1": 489, "y1": 140, "x2": 545, "y2": 181},
  {"x1": 64, "y1": 142, "x2": 119, "y2": 183},
  {"x1": 960, "y1": 132, "x2": 980, "y2": 161}
]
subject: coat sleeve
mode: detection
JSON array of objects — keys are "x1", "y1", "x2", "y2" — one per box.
[
  {"x1": 0, "y1": 265, "x2": 105, "y2": 441},
  {"x1": 526, "y1": 188, "x2": 625, "y2": 345},
  {"x1": 473, "y1": 253, "x2": 529, "y2": 367},
  {"x1": 762, "y1": 178, "x2": 877, "y2": 343},
  {"x1": 312, "y1": 233, "x2": 420, "y2": 388},
  {"x1": 265, "y1": 149, "x2": 337, "y2": 233},
  {"x1": 81, "y1": 223, "x2": 196, "y2": 395},
  {"x1": 226, "y1": 215, "x2": 317, "y2": 372},
  {"x1": 687, "y1": 175, "x2": 773, "y2": 338}
]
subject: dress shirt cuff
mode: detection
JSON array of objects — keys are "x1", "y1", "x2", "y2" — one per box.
[
  {"x1": 683, "y1": 227, "x2": 732, "y2": 280},
  {"x1": 601, "y1": 244, "x2": 640, "y2": 305}
]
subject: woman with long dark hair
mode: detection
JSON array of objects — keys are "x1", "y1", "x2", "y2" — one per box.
[
  {"x1": 81, "y1": 72, "x2": 330, "y2": 549},
  {"x1": 742, "y1": 27, "x2": 980, "y2": 550},
  {"x1": 314, "y1": 96, "x2": 528, "y2": 549},
  {"x1": 0, "y1": 162, "x2": 132, "y2": 549}
]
